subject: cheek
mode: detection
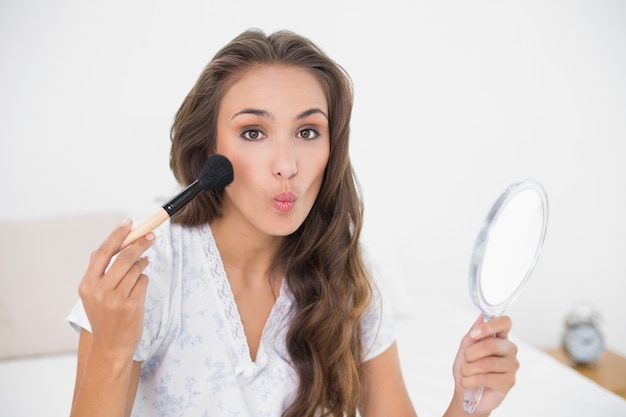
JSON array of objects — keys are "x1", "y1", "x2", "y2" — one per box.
[
  {"x1": 311, "y1": 147, "x2": 330, "y2": 182},
  {"x1": 311, "y1": 158, "x2": 327, "y2": 184},
  {"x1": 304, "y1": 151, "x2": 329, "y2": 200},
  {"x1": 215, "y1": 134, "x2": 257, "y2": 188},
  {"x1": 225, "y1": 152, "x2": 264, "y2": 193}
]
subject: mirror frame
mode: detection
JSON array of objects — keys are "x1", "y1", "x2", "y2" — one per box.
[{"x1": 468, "y1": 178, "x2": 549, "y2": 318}]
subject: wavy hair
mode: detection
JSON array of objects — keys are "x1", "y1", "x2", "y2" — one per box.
[{"x1": 169, "y1": 29, "x2": 372, "y2": 417}]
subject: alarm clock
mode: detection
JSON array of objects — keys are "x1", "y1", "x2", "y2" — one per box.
[{"x1": 563, "y1": 308, "x2": 605, "y2": 365}]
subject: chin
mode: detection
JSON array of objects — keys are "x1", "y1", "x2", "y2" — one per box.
[
  {"x1": 273, "y1": 225, "x2": 301, "y2": 237},
  {"x1": 267, "y1": 218, "x2": 304, "y2": 238}
]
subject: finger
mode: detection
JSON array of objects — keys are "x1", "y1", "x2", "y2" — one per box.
[
  {"x1": 459, "y1": 314, "x2": 487, "y2": 349},
  {"x1": 468, "y1": 315, "x2": 512, "y2": 342},
  {"x1": 87, "y1": 218, "x2": 134, "y2": 279},
  {"x1": 129, "y1": 274, "x2": 149, "y2": 302},
  {"x1": 103, "y1": 233, "x2": 155, "y2": 290},
  {"x1": 484, "y1": 316, "x2": 513, "y2": 339},
  {"x1": 465, "y1": 336, "x2": 518, "y2": 363},
  {"x1": 461, "y1": 351, "x2": 519, "y2": 389},
  {"x1": 462, "y1": 348, "x2": 520, "y2": 377},
  {"x1": 115, "y1": 256, "x2": 150, "y2": 297},
  {"x1": 461, "y1": 368, "x2": 517, "y2": 393}
]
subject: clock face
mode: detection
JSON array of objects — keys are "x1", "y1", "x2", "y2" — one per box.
[{"x1": 564, "y1": 322, "x2": 604, "y2": 364}]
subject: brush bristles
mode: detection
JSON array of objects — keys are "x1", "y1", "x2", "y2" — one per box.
[{"x1": 198, "y1": 154, "x2": 234, "y2": 190}]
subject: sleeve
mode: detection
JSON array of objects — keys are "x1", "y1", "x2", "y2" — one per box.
[
  {"x1": 361, "y1": 281, "x2": 397, "y2": 362},
  {"x1": 133, "y1": 222, "x2": 177, "y2": 362},
  {"x1": 67, "y1": 298, "x2": 91, "y2": 334}
]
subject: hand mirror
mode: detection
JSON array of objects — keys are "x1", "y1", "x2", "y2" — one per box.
[{"x1": 464, "y1": 178, "x2": 549, "y2": 414}]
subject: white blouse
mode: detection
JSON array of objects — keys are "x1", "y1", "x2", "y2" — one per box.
[{"x1": 68, "y1": 221, "x2": 396, "y2": 417}]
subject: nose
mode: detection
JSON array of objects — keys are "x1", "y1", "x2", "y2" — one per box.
[{"x1": 272, "y1": 137, "x2": 298, "y2": 179}]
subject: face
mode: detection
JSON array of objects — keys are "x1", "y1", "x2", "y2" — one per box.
[{"x1": 215, "y1": 65, "x2": 330, "y2": 238}]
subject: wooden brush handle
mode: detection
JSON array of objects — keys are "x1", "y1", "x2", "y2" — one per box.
[{"x1": 119, "y1": 208, "x2": 169, "y2": 251}]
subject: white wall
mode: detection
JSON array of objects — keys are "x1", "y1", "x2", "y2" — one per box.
[{"x1": 2, "y1": 1, "x2": 625, "y2": 356}]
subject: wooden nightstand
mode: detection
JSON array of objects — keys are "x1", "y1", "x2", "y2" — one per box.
[{"x1": 545, "y1": 347, "x2": 626, "y2": 400}]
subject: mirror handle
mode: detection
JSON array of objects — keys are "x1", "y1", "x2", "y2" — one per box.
[
  {"x1": 463, "y1": 315, "x2": 493, "y2": 414},
  {"x1": 463, "y1": 386, "x2": 484, "y2": 414}
]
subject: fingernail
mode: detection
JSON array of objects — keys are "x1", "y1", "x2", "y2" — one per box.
[
  {"x1": 145, "y1": 232, "x2": 155, "y2": 241},
  {"x1": 470, "y1": 328, "x2": 482, "y2": 339},
  {"x1": 120, "y1": 217, "x2": 132, "y2": 227}
]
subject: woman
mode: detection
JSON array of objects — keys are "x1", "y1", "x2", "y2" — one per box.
[{"x1": 68, "y1": 29, "x2": 518, "y2": 417}]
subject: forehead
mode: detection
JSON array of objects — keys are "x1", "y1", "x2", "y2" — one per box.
[{"x1": 220, "y1": 65, "x2": 328, "y2": 115}]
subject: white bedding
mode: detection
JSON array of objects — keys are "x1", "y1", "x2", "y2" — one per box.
[
  {"x1": 395, "y1": 297, "x2": 626, "y2": 416},
  {"x1": 0, "y1": 352, "x2": 76, "y2": 417},
  {"x1": 1, "y1": 298, "x2": 625, "y2": 417}
]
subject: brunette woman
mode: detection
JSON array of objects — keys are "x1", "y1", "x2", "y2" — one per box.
[{"x1": 68, "y1": 29, "x2": 518, "y2": 417}]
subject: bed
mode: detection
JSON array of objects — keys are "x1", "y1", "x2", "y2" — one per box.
[{"x1": 1, "y1": 213, "x2": 625, "y2": 417}]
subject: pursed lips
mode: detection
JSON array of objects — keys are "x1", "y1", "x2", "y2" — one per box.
[{"x1": 272, "y1": 191, "x2": 296, "y2": 213}]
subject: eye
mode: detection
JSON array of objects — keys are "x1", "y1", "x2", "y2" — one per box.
[
  {"x1": 241, "y1": 129, "x2": 266, "y2": 141},
  {"x1": 297, "y1": 128, "x2": 320, "y2": 140}
]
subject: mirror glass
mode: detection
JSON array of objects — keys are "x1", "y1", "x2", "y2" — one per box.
[
  {"x1": 464, "y1": 178, "x2": 549, "y2": 414},
  {"x1": 468, "y1": 178, "x2": 549, "y2": 318}
]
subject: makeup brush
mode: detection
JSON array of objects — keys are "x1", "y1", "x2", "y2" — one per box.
[{"x1": 120, "y1": 153, "x2": 234, "y2": 250}]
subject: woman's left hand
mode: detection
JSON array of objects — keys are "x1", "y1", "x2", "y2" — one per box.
[{"x1": 451, "y1": 314, "x2": 519, "y2": 416}]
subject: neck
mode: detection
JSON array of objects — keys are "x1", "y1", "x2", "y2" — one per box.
[{"x1": 210, "y1": 216, "x2": 284, "y2": 290}]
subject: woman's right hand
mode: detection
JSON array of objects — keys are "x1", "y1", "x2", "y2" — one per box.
[{"x1": 78, "y1": 218, "x2": 155, "y2": 362}]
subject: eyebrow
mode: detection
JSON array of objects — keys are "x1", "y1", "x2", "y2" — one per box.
[
  {"x1": 232, "y1": 108, "x2": 272, "y2": 120},
  {"x1": 231, "y1": 107, "x2": 328, "y2": 121},
  {"x1": 296, "y1": 108, "x2": 328, "y2": 120}
]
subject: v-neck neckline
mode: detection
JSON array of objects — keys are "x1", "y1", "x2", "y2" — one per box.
[{"x1": 201, "y1": 224, "x2": 288, "y2": 377}]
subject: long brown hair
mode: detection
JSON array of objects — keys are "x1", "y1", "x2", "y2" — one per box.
[{"x1": 169, "y1": 29, "x2": 372, "y2": 417}]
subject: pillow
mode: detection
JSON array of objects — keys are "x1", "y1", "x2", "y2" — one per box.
[{"x1": 0, "y1": 212, "x2": 125, "y2": 359}]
